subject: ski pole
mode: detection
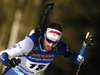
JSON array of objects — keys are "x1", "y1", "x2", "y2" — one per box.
[
  {"x1": 76, "y1": 32, "x2": 93, "y2": 75},
  {"x1": 1, "y1": 67, "x2": 11, "y2": 75}
]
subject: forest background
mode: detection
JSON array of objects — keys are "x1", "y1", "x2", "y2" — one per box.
[{"x1": 0, "y1": 0, "x2": 99, "y2": 75}]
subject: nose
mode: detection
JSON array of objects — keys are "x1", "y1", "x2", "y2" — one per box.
[{"x1": 49, "y1": 43, "x2": 53, "y2": 47}]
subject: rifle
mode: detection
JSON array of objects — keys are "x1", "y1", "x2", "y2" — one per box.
[
  {"x1": 29, "y1": 3, "x2": 55, "y2": 36},
  {"x1": 27, "y1": 3, "x2": 55, "y2": 56}
]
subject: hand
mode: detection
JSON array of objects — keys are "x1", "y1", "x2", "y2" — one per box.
[
  {"x1": 5, "y1": 58, "x2": 21, "y2": 68},
  {"x1": 84, "y1": 32, "x2": 93, "y2": 46}
]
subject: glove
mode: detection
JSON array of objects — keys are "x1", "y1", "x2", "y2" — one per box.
[
  {"x1": 84, "y1": 32, "x2": 93, "y2": 46},
  {"x1": 5, "y1": 58, "x2": 21, "y2": 68}
]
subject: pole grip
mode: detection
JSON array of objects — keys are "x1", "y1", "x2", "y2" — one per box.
[
  {"x1": 83, "y1": 32, "x2": 93, "y2": 47},
  {"x1": 45, "y1": 3, "x2": 54, "y2": 9}
]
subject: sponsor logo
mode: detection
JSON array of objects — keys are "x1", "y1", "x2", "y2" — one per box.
[
  {"x1": 34, "y1": 47, "x2": 38, "y2": 50},
  {"x1": 18, "y1": 43, "x2": 22, "y2": 49},
  {"x1": 31, "y1": 54, "x2": 55, "y2": 58},
  {"x1": 8, "y1": 47, "x2": 12, "y2": 50},
  {"x1": 0, "y1": 55, "x2": 5, "y2": 61},
  {"x1": 49, "y1": 30, "x2": 61, "y2": 36},
  {"x1": 12, "y1": 44, "x2": 17, "y2": 48}
]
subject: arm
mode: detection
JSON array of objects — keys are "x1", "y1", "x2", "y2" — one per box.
[
  {"x1": 66, "y1": 45, "x2": 88, "y2": 65},
  {"x1": 0, "y1": 52, "x2": 20, "y2": 67},
  {"x1": 65, "y1": 32, "x2": 93, "y2": 65},
  {"x1": 0, "y1": 35, "x2": 34, "y2": 66},
  {"x1": 57, "y1": 42, "x2": 83, "y2": 64},
  {"x1": 0, "y1": 36, "x2": 34, "y2": 57}
]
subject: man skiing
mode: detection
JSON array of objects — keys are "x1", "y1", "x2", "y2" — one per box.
[{"x1": 0, "y1": 23, "x2": 93, "y2": 75}]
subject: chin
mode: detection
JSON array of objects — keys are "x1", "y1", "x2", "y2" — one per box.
[{"x1": 46, "y1": 48, "x2": 52, "y2": 51}]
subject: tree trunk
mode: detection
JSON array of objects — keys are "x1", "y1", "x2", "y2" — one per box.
[{"x1": 2, "y1": 0, "x2": 25, "y2": 74}]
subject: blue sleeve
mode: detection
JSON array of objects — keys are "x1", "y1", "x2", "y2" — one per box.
[
  {"x1": 57, "y1": 41, "x2": 74, "y2": 57},
  {"x1": 57, "y1": 42, "x2": 88, "y2": 65},
  {"x1": 67, "y1": 45, "x2": 88, "y2": 64},
  {"x1": 0, "y1": 52, "x2": 9, "y2": 65},
  {"x1": 80, "y1": 45, "x2": 88, "y2": 59}
]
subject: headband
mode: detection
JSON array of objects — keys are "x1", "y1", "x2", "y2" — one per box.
[{"x1": 45, "y1": 28, "x2": 62, "y2": 41}]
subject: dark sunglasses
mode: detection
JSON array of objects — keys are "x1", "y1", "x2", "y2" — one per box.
[{"x1": 46, "y1": 37, "x2": 59, "y2": 44}]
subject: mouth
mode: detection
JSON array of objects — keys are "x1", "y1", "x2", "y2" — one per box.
[{"x1": 46, "y1": 47, "x2": 52, "y2": 51}]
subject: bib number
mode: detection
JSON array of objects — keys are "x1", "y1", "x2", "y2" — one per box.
[
  {"x1": 26, "y1": 60, "x2": 48, "y2": 74},
  {"x1": 29, "y1": 64, "x2": 46, "y2": 70}
]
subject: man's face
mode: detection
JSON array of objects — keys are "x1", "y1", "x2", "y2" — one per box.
[{"x1": 43, "y1": 36, "x2": 58, "y2": 51}]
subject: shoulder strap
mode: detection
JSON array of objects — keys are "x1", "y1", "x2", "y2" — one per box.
[
  {"x1": 54, "y1": 46, "x2": 58, "y2": 55},
  {"x1": 25, "y1": 34, "x2": 41, "y2": 57}
]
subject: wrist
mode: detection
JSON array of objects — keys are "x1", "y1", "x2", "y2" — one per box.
[
  {"x1": 0, "y1": 52, "x2": 9, "y2": 65},
  {"x1": 77, "y1": 55, "x2": 84, "y2": 63}
]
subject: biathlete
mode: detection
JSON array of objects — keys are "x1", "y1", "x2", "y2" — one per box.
[{"x1": 0, "y1": 23, "x2": 93, "y2": 75}]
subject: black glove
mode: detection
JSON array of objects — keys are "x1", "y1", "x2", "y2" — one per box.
[
  {"x1": 5, "y1": 58, "x2": 21, "y2": 68},
  {"x1": 84, "y1": 32, "x2": 93, "y2": 46}
]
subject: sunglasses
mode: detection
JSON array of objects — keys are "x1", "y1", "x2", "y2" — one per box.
[{"x1": 46, "y1": 37, "x2": 59, "y2": 44}]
